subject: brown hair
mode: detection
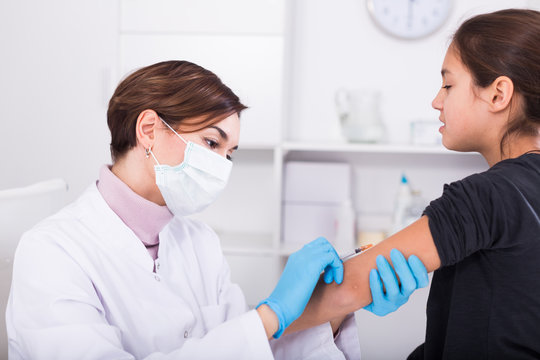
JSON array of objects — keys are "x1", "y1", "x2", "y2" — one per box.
[
  {"x1": 452, "y1": 9, "x2": 540, "y2": 153},
  {"x1": 107, "y1": 60, "x2": 247, "y2": 161}
]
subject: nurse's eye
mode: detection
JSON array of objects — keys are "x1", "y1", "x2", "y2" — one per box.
[
  {"x1": 442, "y1": 85, "x2": 452, "y2": 90},
  {"x1": 205, "y1": 138, "x2": 219, "y2": 149}
]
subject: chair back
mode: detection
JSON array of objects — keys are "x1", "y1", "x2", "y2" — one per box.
[{"x1": 0, "y1": 178, "x2": 68, "y2": 358}]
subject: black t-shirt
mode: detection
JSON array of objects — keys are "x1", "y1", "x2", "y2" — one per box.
[{"x1": 408, "y1": 153, "x2": 540, "y2": 360}]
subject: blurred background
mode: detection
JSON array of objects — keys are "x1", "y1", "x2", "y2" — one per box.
[{"x1": 1, "y1": 0, "x2": 538, "y2": 358}]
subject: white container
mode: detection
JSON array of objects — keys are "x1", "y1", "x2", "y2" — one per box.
[{"x1": 335, "y1": 89, "x2": 387, "y2": 143}]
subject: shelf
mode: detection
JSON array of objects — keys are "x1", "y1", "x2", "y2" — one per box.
[
  {"x1": 281, "y1": 141, "x2": 478, "y2": 155},
  {"x1": 234, "y1": 141, "x2": 484, "y2": 156}
]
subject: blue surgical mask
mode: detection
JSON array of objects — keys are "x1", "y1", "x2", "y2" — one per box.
[{"x1": 148, "y1": 118, "x2": 232, "y2": 216}]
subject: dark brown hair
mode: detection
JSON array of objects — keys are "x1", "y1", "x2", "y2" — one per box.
[
  {"x1": 452, "y1": 9, "x2": 540, "y2": 153},
  {"x1": 107, "y1": 60, "x2": 247, "y2": 161}
]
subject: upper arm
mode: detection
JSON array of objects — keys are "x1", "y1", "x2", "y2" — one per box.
[{"x1": 424, "y1": 174, "x2": 507, "y2": 264}]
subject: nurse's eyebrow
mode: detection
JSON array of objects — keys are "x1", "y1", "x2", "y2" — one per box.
[
  {"x1": 209, "y1": 125, "x2": 228, "y2": 140},
  {"x1": 209, "y1": 125, "x2": 238, "y2": 150}
]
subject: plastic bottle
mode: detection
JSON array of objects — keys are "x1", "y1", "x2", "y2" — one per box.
[
  {"x1": 334, "y1": 199, "x2": 356, "y2": 251},
  {"x1": 390, "y1": 174, "x2": 412, "y2": 235}
]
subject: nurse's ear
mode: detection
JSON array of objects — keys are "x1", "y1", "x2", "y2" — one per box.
[{"x1": 136, "y1": 109, "x2": 160, "y2": 151}]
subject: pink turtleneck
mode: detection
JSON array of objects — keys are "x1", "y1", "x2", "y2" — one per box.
[{"x1": 96, "y1": 165, "x2": 173, "y2": 260}]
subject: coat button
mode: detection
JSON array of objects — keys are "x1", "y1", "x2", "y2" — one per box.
[
  {"x1": 184, "y1": 331, "x2": 189, "y2": 338},
  {"x1": 154, "y1": 275, "x2": 160, "y2": 282}
]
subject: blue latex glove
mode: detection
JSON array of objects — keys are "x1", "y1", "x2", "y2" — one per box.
[
  {"x1": 364, "y1": 248, "x2": 429, "y2": 316},
  {"x1": 257, "y1": 237, "x2": 343, "y2": 338}
]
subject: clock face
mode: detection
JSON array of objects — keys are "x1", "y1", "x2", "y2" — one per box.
[{"x1": 367, "y1": 0, "x2": 452, "y2": 39}]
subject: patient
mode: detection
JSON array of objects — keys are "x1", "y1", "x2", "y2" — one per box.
[{"x1": 287, "y1": 8, "x2": 540, "y2": 360}]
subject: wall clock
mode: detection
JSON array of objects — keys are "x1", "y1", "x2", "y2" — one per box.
[{"x1": 366, "y1": 0, "x2": 452, "y2": 40}]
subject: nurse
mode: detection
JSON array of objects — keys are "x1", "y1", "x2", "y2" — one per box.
[{"x1": 7, "y1": 60, "x2": 427, "y2": 359}]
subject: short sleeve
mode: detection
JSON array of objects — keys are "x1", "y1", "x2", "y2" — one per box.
[{"x1": 423, "y1": 173, "x2": 509, "y2": 267}]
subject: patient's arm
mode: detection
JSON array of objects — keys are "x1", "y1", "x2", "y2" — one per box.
[{"x1": 285, "y1": 216, "x2": 441, "y2": 334}]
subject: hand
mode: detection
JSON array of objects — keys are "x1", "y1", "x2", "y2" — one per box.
[
  {"x1": 257, "y1": 237, "x2": 343, "y2": 338},
  {"x1": 364, "y1": 248, "x2": 429, "y2": 316}
]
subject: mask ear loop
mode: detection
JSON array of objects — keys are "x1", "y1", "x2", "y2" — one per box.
[{"x1": 160, "y1": 117, "x2": 188, "y2": 145}]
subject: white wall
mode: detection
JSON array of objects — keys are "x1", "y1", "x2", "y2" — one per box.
[{"x1": 0, "y1": 0, "x2": 118, "y2": 201}]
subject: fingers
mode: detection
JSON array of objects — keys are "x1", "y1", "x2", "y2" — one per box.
[
  {"x1": 408, "y1": 255, "x2": 429, "y2": 288},
  {"x1": 390, "y1": 249, "x2": 416, "y2": 297},
  {"x1": 333, "y1": 261, "x2": 344, "y2": 284},
  {"x1": 368, "y1": 268, "x2": 385, "y2": 304},
  {"x1": 323, "y1": 267, "x2": 334, "y2": 284},
  {"x1": 375, "y1": 254, "x2": 400, "y2": 298},
  {"x1": 305, "y1": 237, "x2": 344, "y2": 285},
  {"x1": 324, "y1": 261, "x2": 344, "y2": 284},
  {"x1": 319, "y1": 246, "x2": 343, "y2": 284}
]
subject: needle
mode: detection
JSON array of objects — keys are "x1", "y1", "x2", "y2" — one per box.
[{"x1": 340, "y1": 244, "x2": 373, "y2": 262}]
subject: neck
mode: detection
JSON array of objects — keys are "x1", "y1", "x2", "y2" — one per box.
[
  {"x1": 481, "y1": 133, "x2": 540, "y2": 167},
  {"x1": 111, "y1": 149, "x2": 165, "y2": 206}
]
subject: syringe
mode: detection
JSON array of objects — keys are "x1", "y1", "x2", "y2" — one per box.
[{"x1": 340, "y1": 244, "x2": 373, "y2": 262}]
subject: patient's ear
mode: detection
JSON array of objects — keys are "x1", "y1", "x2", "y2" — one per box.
[
  {"x1": 136, "y1": 109, "x2": 160, "y2": 150},
  {"x1": 488, "y1": 76, "x2": 514, "y2": 113}
]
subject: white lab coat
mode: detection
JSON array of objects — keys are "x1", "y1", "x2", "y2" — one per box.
[{"x1": 6, "y1": 184, "x2": 361, "y2": 359}]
